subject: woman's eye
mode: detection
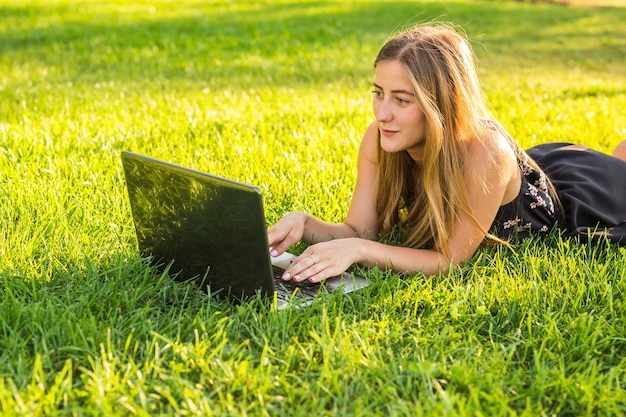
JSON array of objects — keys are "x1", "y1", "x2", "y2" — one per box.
[
  {"x1": 396, "y1": 97, "x2": 409, "y2": 104},
  {"x1": 371, "y1": 90, "x2": 383, "y2": 98}
]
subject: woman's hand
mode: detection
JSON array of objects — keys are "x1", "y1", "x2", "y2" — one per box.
[
  {"x1": 280, "y1": 238, "x2": 361, "y2": 283},
  {"x1": 267, "y1": 211, "x2": 308, "y2": 258}
]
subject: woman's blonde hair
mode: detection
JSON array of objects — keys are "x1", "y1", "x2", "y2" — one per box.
[{"x1": 374, "y1": 23, "x2": 544, "y2": 257}]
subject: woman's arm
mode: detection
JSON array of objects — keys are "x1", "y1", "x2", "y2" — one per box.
[
  {"x1": 344, "y1": 136, "x2": 515, "y2": 276},
  {"x1": 267, "y1": 122, "x2": 380, "y2": 255},
  {"x1": 281, "y1": 129, "x2": 518, "y2": 282}
]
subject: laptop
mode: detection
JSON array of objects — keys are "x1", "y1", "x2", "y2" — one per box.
[{"x1": 121, "y1": 151, "x2": 370, "y2": 309}]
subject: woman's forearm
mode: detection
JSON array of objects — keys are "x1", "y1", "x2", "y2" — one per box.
[
  {"x1": 301, "y1": 212, "x2": 361, "y2": 243},
  {"x1": 352, "y1": 238, "x2": 452, "y2": 276},
  {"x1": 301, "y1": 217, "x2": 453, "y2": 276}
]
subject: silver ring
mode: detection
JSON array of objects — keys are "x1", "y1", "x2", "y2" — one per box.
[{"x1": 308, "y1": 255, "x2": 316, "y2": 264}]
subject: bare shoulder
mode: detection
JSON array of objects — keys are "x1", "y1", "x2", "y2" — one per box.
[
  {"x1": 465, "y1": 125, "x2": 521, "y2": 206},
  {"x1": 466, "y1": 127, "x2": 517, "y2": 178},
  {"x1": 359, "y1": 121, "x2": 379, "y2": 164}
]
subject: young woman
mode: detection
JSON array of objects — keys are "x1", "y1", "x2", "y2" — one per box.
[{"x1": 267, "y1": 23, "x2": 626, "y2": 282}]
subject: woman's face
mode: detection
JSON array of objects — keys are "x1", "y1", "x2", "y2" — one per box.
[{"x1": 372, "y1": 60, "x2": 427, "y2": 161}]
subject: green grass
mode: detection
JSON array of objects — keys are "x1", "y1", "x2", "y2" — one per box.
[{"x1": 1, "y1": 0, "x2": 626, "y2": 415}]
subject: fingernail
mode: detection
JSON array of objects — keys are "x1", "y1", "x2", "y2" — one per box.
[
  {"x1": 270, "y1": 249, "x2": 278, "y2": 257},
  {"x1": 293, "y1": 275, "x2": 300, "y2": 281},
  {"x1": 282, "y1": 273, "x2": 290, "y2": 280}
]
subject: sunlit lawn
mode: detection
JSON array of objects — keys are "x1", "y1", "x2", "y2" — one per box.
[{"x1": 1, "y1": 0, "x2": 625, "y2": 415}]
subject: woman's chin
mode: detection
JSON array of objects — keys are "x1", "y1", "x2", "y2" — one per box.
[{"x1": 379, "y1": 140, "x2": 403, "y2": 154}]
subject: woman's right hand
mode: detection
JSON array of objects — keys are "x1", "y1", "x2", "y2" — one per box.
[{"x1": 267, "y1": 211, "x2": 309, "y2": 258}]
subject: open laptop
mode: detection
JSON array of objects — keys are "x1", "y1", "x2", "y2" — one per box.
[{"x1": 121, "y1": 151, "x2": 369, "y2": 309}]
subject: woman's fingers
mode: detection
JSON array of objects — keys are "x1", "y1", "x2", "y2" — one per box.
[
  {"x1": 267, "y1": 213, "x2": 306, "y2": 257},
  {"x1": 285, "y1": 254, "x2": 325, "y2": 282},
  {"x1": 282, "y1": 241, "x2": 355, "y2": 283}
]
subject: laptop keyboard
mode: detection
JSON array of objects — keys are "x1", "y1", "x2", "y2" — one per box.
[{"x1": 272, "y1": 266, "x2": 322, "y2": 301}]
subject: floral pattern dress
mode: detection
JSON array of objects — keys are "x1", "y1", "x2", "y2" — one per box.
[
  {"x1": 491, "y1": 158, "x2": 557, "y2": 241},
  {"x1": 492, "y1": 142, "x2": 626, "y2": 245}
]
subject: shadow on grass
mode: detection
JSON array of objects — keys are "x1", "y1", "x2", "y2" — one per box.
[
  {"x1": 1, "y1": 0, "x2": 625, "y2": 89},
  {"x1": 0, "y1": 254, "x2": 232, "y2": 383}
]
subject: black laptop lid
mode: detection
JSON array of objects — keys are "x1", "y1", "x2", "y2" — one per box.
[{"x1": 121, "y1": 151, "x2": 274, "y2": 300}]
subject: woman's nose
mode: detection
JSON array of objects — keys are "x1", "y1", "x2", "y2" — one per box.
[{"x1": 374, "y1": 101, "x2": 393, "y2": 122}]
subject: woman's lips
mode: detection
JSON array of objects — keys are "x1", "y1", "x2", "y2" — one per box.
[{"x1": 380, "y1": 128, "x2": 397, "y2": 137}]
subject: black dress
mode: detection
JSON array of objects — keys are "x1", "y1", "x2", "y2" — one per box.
[{"x1": 491, "y1": 142, "x2": 626, "y2": 245}]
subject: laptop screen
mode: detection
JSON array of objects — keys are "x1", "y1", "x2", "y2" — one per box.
[{"x1": 121, "y1": 151, "x2": 275, "y2": 300}]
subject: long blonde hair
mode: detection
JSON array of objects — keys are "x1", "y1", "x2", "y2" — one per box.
[{"x1": 374, "y1": 23, "x2": 535, "y2": 257}]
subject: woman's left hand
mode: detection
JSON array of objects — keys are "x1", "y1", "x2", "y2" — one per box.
[{"x1": 280, "y1": 238, "x2": 361, "y2": 283}]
